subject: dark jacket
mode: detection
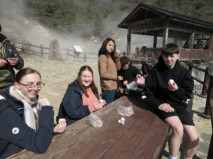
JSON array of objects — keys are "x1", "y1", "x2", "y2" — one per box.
[
  {"x1": 0, "y1": 34, "x2": 24, "y2": 91},
  {"x1": 145, "y1": 55, "x2": 194, "y2": 110},
  {"x1": 56, "y1": 82, "x2": 91, "y2": 126},
  {"x1": 0, "y1": 89, "x2": 54, "y2": 159},
  {"x1": 117, "y1": 65, "x2": 141, "y2": 88}
]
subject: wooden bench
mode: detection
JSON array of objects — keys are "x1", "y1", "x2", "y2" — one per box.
[
  {"x1": 207, "y1": 99, "x2": 213, "y2": 159},
  {"x1": 9, "y1": 96, "x2": 169, "y2": 159}
]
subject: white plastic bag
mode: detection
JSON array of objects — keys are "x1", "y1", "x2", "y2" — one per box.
[
  {"x1": 117, "y1": 105, "x2": 134, "y2": 117},
  {"x1": 89, "y1": 112, "x2": 103, "y2": 128}
]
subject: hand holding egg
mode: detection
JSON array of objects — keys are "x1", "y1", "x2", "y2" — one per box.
[
  {"x1": 169, "y1": 79, "x2": 174, "y2": 85},
  {"x1": 115, "y1": 50, "x2": 121, "y2": 58},
  {"x1": 168, "y1": 79, "x2": 178, "y2": 91}
]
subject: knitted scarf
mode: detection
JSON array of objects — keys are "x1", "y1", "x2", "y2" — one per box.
[{"x1": 9, "y1": 86, "x2": 40, "y2": 131}]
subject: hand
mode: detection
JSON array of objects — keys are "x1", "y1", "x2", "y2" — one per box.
[
  {"x1": 119, "y1": 87, "x2": 124, "y2": 94},
  {"x1": 117, "y1": 76, "x2": 123, "y2": 81},
  {"x1": 114, "y1": 50, "x2": 121, "y2": 58},
  {"x1": 143, "y1": 74, "x2": 148, "y2": 79},
  {"x1": 136, "y1": 75, "x2": 145, "y2": 85},
  {"x1": 158, "y1": 103, "x2": 174, "y2": 112},
  {"x1": 95, "y1": 100, "x2": 106, "y2": 110},
  {"x1": 38, "y1": 98, "x2": 50, "y2": 107},
  {"x1": 168, "y1": 81, "x2": 178, "y2": 92},
  {"x1": 0, "y1": 59, "x2": 7, "y2": 67},
  {"x1": 7, "y1": 54, "x2": 18, "y2": 66},
  {"x1": 123, "y1": 80, "x2": 128, "y2": 86},
  {"x1": 54, "y1": 118, "x2": 66, "y2": 133}
]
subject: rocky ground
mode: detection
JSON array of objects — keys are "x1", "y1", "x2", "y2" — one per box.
[
  {"x1": 160, "y1": 95, "x2": 212, "y2": 159},
  {"x1": 22, "y1": 54, "x2": 212, "y2": 159}
]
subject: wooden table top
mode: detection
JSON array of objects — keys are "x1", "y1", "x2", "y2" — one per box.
[{"x1": 10, "y1": 96, "x2": 169, "y2": 159}]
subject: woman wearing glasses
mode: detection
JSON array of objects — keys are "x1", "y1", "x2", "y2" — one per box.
[{"x1": 0, "y1": 68, "x2": 66, "y2": 158}]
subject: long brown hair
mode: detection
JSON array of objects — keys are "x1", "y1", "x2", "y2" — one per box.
[{"x1": 72, "y1": 65, "x2": 99, "y2": 98}]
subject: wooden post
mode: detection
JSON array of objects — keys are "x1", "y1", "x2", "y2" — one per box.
[
  {"x1": 153, "y1": 35, "x2": 157, "y2": 48},
  {"x1": 189, "y1": 33, "x2": 195, "y2": 49},
  {"x1": 189, "y1": 33, "x2": 195, "y2": 61},
  {"x1": 208, "y1": 36, "x2": 213, "y2": 61},
  {"x1": 188, "y1": 61, "x2": 193, "y2": 75},
  {"x1": 66, "y1": 49, "x2": 70, "y2": 60},
  {"x1": 203, "y1": 75, "x2": 213, "y2": 118},
  {"x1": 201, "y1": 66, "x2": 213, "y2": 97},
  {"x1": 84, "y1": 52, "x2": 86, "y2": 62},
  {"x1": 162, "y1": 28, "x2": 169, "y2": 46},
  {"x1": 40, "y1": 44, "x2": 43, "y2": 57},
  {"x1": 127, "y1": 28, "x2": 131, "y2": 57}
]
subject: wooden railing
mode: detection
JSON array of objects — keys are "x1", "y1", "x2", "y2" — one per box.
[
  {"x1": 12, "y1": 40, "x2": 98, "y2": 62},
  {"x1": 188, "y1": 63, "x2": 213, "y2": 118},
  {"x1": 131, "y1": 48, "x2": 161, "y2": 63},
  {"x1": 131, "y1": 47, "x2": 212, "y2": 62}
]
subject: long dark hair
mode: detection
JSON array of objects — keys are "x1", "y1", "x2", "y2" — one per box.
[
  {"x1": 98, "y1": 37, "x2": 116, "y2": 60},
  {"x1": 73, "y1": 65, "x2": 99, "y2": 98},
  {"x1": 16, "y1": 68, "x2": 41, "y2": 83}
]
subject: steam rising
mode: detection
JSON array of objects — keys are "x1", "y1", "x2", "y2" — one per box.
[{"x1": 0, "y1": 0, "x2": 154, "y2": 55}]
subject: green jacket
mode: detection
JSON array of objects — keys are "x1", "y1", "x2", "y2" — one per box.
[{"x1": 0, "y1": 34, "x2": 24, "y2": 91}]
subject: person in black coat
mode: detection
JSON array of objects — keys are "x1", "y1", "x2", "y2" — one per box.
[
  {"x1": 0, "y1": 68, "x2": 66, "y2": 158},
  {"x1": 145, "y1": 43, "x2": 199, "y2": 159},
  {"x1": 117, "y1": 56, "x2": 142, "y2": 95}
]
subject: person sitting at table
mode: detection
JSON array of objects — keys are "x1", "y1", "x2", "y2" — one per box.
[
  {"x1": 117, "y1": 56, "x2": 144, "y2": 97},
  {"x1": 56, "y1": 65, "x2": 106, "y2": 126},
  {"x1": 0, "y1": 68, "x2": 66, "y2": 159},
  {"x1": 145, "y1": 43, "x2": 199, "y2": 159}
]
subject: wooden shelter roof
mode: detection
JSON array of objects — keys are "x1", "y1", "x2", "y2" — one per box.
[{"x1": 118, "y1": 3, "x2": 213, "y2": 35}]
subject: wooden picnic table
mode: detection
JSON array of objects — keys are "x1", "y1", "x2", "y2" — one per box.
[{"x1": 9, "y1": 96, "x2": 169, "y2": 159}]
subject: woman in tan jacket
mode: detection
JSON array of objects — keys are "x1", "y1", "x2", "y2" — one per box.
[{"x1": 98, "y1": 38, "x2": 121, "y2": 105}]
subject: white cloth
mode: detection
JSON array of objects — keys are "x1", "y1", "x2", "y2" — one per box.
[{"x1": 9, "y1": 86, "x2": 40, "y2": 130}]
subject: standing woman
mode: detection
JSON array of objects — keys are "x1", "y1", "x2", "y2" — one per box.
[
  {"x1": 98, "y1": 38, "x2": 121, "y2": 105},
  {"x1": 56, "y1": 65, "x2": 106, "y2": 126},
  {"x1": 0, "y1": 68, "x2": 66, "y2": 158}
]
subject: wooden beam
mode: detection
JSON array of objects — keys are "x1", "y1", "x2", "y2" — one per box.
[
  {"x1": 130, "y1": 17, "x2": 165, "y2": 25},
  {"x1": 189, "y1": 33, "x2": 195, "y2": 49},
  {"x1": 209, "y1": 36, "x2": 213, "y2": 61},
  {"x1": 130, "y1": 26, "x2": 166, "y2": 34},
  {"x1": 153, "y1": 35, "x2": 157, "y2": 48},
  {"x1": 127, "y1": 28, "x2": 131, "y2": 57},
  {"x1": 162, "y1": 28, "x2": 169, "y2": 46}
]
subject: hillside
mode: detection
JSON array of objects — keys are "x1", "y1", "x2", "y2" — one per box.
[
  {"x1": 1, "y1": 0, "x2": 213, "y2": 55},
  {"x1": 23, "y1": 0, "x2": 213, "y2": 38}
]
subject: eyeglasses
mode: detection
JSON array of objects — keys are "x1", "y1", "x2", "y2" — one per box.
[{"x1": 18, "y1": 82, "x2": 45, "y2": 89}]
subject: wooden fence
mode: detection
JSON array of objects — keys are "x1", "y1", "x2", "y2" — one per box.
[
  {"x1": 12, "y1": 40, "x2": 98, "y2": 62},
  {"x1": 131, "y1": 47, "x2": 213, "y2": 63},
  {"x1": 187, "y1": 63, "x2": 213, "y2": 118}
]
